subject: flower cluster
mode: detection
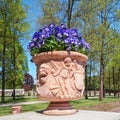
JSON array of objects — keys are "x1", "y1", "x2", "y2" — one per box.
[{"x1": 28, "y1": 23, "x2": 90, "y2": 56}]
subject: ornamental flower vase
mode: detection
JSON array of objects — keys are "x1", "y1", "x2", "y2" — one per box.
[{"x1": 33, "y1": 51, "x2": 88, "y2": 115}]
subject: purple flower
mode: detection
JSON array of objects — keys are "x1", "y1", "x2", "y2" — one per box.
[
  {"x1": 64, "y1": 38, "x2": 69, "y2": 44},
  {"x1": 32, "y1": 32, "x2": 40, "y2": 40},
  {"x1": 28, "y1": 22, "x2": 90, "y2": 55},
  {"x1": 44, "y1": 27, "x2": 49, "y2": 32},
  {"x1": 77, "y1": 41, "x2": 82, "y2": 46},
  {"x1": 41, "y1": 33, "x2": 46, "y2": 39},
  {"x1": 84, "y1": 43, "x2": 90, "y2": 49},
  {"x1": 71, "y1": 28, "x2": 78, "y2": 36},
  {"x1": 55, "y1": 26, "x2": 63, "y2": 34},
  {"x1": 63, "y1": 29, "x2": 71, "y2": 37},
  {"x1": 49, "y1": 23, "x2": 56, "y2": 28},
  {"x1": 60, "y1": 23, "x2": 67, "y2": 29},
  {"x1": 57, "y1": 33, "x2": 62, "y2": 38},
  {"x1": 56, "y1": 37, "x2": 61, "y2": 42},
  {"x1": 66, "y1": 45, "x2": 72, "y2": 51},
  {"x1": 29, "y1": 42, "x2": 34, "y2": 47},
  {"x1": 74, "y1": 38, "x2": 79, "y2": 45},
  {"x1": 56, "y1": 32, "x2": 63, "y2": 42}
]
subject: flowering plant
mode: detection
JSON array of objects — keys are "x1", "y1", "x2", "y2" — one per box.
[{"x1": 28, "y1": 23, "x2": 90, "y2": 56}]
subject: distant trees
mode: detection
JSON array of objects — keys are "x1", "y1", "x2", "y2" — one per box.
[{"x1": 0, "y1": 0, "x2": 29, "y2": 103}]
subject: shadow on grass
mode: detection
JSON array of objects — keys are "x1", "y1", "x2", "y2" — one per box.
[{"x1": 36, "y1": 110, "x2": 45, "y2": 114}]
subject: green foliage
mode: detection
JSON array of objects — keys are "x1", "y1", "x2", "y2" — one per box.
[
  {"x1": 0, "y1": 0, "x2": 29, "y2": 89},
  {"x1": 30, "y1": 36, "x2": 65, "y2": 55},
  {"x1": 37, "y1": 0, "x2": 63, "y2": 26}
]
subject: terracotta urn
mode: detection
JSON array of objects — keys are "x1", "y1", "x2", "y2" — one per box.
[{"x1": 33, "y1": 51, "x2": 88, "y2": 115}]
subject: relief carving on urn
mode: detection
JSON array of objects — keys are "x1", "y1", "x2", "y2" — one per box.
[{"x1": 36, "y1": 57, "x2": 85, "y2": 101}]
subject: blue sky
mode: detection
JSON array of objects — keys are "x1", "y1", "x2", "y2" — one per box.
[{"x1": 22, "y1": 0, "x2": 41, "y2": 83}]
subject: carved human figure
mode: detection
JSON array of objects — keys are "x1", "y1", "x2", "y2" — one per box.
[
  {"x1": 73, "y1": 72, "x2": 85, "y2": 96},
  {"x1": 72, "y1": 60, "x2": 85, "y2": 96},
  {"x1": 53, "y1": 57, "x2": 75, "y2": 98},
  {"x1": 36, "y1": 63, "x2": 60, "y2": 98}
]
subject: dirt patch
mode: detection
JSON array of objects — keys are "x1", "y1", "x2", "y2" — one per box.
[
  {"x1": 109, "y1": 107, "x2": 120, "y2": 113},
  {"x1": 79, "y1": 101, "x2": 120, "y2": 113}
]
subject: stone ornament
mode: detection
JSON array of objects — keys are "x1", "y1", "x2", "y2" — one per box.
[
  {"x1": 33, "y1": 51, "x2": 88, "y2": 101},
  {"x1": 33, "y1": 51, "x2": 88, "y2": 115},
  {"x1": 12, "y1": 106, "x2": 22, "y2": 114}
]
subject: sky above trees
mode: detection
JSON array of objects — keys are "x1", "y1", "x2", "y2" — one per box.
[{"x1": 22, "y1": 0, "x2": 40, "y2": 82}]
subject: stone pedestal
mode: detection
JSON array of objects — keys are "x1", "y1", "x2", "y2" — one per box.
[{"x1": 43, "y1": 101, "x2": 77, "y2": 115}]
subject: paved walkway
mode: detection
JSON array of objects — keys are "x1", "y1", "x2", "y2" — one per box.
[
  {"x1": 0, "y1": 110, "x2": 120, "y2": 120},
  {"x1": 0, "y1": 101, "x2": 48, "y2": 107}
]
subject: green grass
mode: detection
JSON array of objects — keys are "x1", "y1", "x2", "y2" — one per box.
[
  {"x1": 0, "y1": 106, "x2": 12, "y2": 116},
  {"x1": 22, "y1": 102, "x2": 48, "y2": 112},
  {"x1": 0, "y1": 97, "x2": 120, "y2": 116},
  {"x1": 0, "y1": 102, "x2": 49, "y2": 116},
  {"x1": 71, "y1": 97, "x2": 120, "y2": 111},
  {"x1": 0, "y1": 96, "x2": 38, "y2": 104}
]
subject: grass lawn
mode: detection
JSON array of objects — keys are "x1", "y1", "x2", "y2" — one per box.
[
  {"x1": 0, "y1": 102, "x2": 49, "y2": 116},
  {"x1": 0, "y1": 96, "x2": 38, "y2": 104},
  {"x1": 71, "y1": 97, "x2": 120, "y2": 111},
  {"x1": 0, "y1": 97, "x2": 120, "y2": 116}
]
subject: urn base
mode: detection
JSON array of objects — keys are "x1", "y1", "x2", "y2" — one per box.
[{"x1": 43, "y1": 101, "x2": 77, "y2": 115}]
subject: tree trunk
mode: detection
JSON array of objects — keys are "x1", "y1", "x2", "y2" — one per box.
[
  {"x1": 1, "y1": 36, "x2": 6, "y2": 103},
  {"x1": 99, "y1": 10, "x2": 106, "y2": 101},
  {"x1": 93, "y1": 62, "x2": 96, "y2": 96},
  {"x1": 1, "y1": 24, "x2": 7, "y2": 103},
  {"x1": 89, "y1": 60, "x2": 92, "y2": 96},
  {"x1": 99, "y1": 40, "x2": 104, "y2": 101},
  {"x1": 112, "y1": 66, "x2": 116, "y2": 97},
  {"x1": 85, "y1": 65, "x2": 88, "y2": 99},
  {"x1": 99, "y1": 58, "x2": 104, "y2": 100},
  {"x1": 108, "y1": 69, "x2": 111, "y2": 96},
  {"x1": 67, "y1": 0, "x2": 73, "y2": 28},
  {"x1": 13, "y1": 39, "x2": 16, "y2": 100},
  {"x1": 118, "y1": 68, "x2": 120, "y2": 98}
]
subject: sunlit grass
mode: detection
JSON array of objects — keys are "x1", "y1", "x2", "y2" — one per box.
[
  {"x1": 0, "y1": 102, "x2": 49, "y2": 116},
  {"x1": 0, "y1": 96, "x2": 38, "y2": 104},
  {"x1": 71, "y1": 97, "x2": 120, "y2": 110}
]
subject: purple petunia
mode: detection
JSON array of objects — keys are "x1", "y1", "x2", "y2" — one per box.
[{"x1": 28, "y1": 23, "x2": 90, "y2": 55}]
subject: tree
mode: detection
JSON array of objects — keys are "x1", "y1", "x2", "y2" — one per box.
[
  {"x1": 81, "y1": 0, "x2": 120, "y2": 100},
  {"x1": 0, "y1": 0, "x2": 9, "y2": 103},
  {"x1": 0, "y1": 0, "x2": 29, "y2": 103}
]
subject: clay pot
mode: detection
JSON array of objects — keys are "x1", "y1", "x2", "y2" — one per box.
[
  {"x1": 12, "y1": 106, "x2": 22, "y2": 114},
  {"x1": 33, "y1": 51, "x2": 88, "y2": 115}
]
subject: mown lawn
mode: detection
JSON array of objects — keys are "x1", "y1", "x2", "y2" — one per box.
[
  {"x1": 0, "y1": 102, "x2": 49, "y2": 116},
  {"x1": 71, "y1": 97, "x2": 120, "y2": 111},
  {"x1": 0, "y1": 96, "x2": 38, "y2": 104},
  {"x1": 0, "y1": 97, "x2": 120, "y2": 116}
]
